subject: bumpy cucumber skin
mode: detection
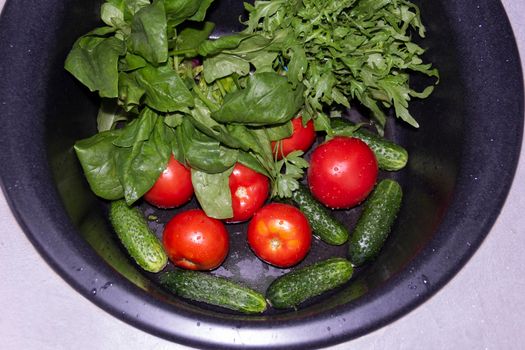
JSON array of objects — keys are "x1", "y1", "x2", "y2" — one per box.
[
  {"x1": 109, "y1": 200, "x2": 167, "y2": 273},
  {"x1": 348, "y1": 179, "x2": 403, "y2": 266},
  {"x1": 331, "y1": 119, "x2": 408, "y2": 171},
  {"x1": 266, "y1": 258, "x2": 353, "y2": 309},
  {"x1": 160, "y1": 270, "x2": 267, "y2": 314},
  {"x1": 291, "y1": 184, "x2": 348, "y2": 245}
]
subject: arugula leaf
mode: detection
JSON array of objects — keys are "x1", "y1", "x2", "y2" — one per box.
[
  {"x1": 244, "y1": 0, "x2": 438, "y2": 131},
  {"x1": 128, "y1": 0, "x2": 168, "y2": 65},
  {"x1": 65, "y1": 35, "x2": 125, "y2": 98},
  {"x1": 212, "y1": 72, "x2": 304, "y2": 126},
  {"x1": 74, "y1": 130, "x2": 124, "y2": 200},
  {"x1": 191, "y1": 167, "x2": 234, "y2": 219}
]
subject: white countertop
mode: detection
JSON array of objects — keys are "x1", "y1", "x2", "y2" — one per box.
[{"x1": 1, "y1": 1, "x2": 524, "y2": 349}]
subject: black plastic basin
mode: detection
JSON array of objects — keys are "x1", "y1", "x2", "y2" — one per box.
[{"x1": 0, "y1": 0, "x2": 522, "y2": 349}]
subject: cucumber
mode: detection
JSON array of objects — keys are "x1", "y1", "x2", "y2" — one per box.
[
  {"x1": 291, "y1": 184, "x2": 348, "y2": 245},
  {"x1": 348, "y1": 179, "x2": 403, "y2": 266},
  {"x1": 266, "y1": 258, "x2": 353, "y2": 309},
  {"x1": 159, "y1": 270, "x2": 267, "y2": 314},
  {"x1": 109, "y1": 200, "x2": 167, "y2": 273},
  {"x1": 331, "y1": 118, "x2": 408, "y2": 171}
]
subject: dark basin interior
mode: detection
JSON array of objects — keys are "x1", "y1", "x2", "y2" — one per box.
[{"x1": 0, "y1": 0, "x2": 522, "y2": 349}]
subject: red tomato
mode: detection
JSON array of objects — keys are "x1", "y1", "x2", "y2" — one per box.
[
  {"x1": 144, "y1": 155, "x2": 193, "y2": 208},
  {"x1": 163, "y1": 209, "x2": 229, "y2": 270},
  {"x1": 271, "y1": 116, "x2": 316, "y2": 159},
  {"x1": 308, "y1": 136, "x2": 378, "y2": 209},
  {"x1": 227, "y1": 163, "x2": 270, "y2": 223},
  {"x1": 247, "y1": 203, "x2": 312, "y2": 268}
]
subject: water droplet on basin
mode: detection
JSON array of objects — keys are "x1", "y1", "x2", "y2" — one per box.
[
  {"x1": 91, "y1": 288, "x2": 97, "y2": 295},
  {"x1": 101, "y1": 282, "x2": 113, "y2": 290}
]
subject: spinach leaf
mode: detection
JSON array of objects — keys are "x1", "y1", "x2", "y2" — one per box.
[
  {"x1": 164, "y1": 0, "x2": 215, "y2": 26},
  {"x1": 203, "y1": 54, "x2": 250, "y2": 84},
  {"x1": 65, "y1": 35, "x2": 125, "y2": 98},
  {"x1": 119, "y1": 52, "x2": 147, "y2": 71},
  {"x1": 191, "y1": 168, "x2": 234, "y2": 219},
  {"x1": 201, "y1": 32, "x2": 290, "y2": 83},
  {"x1": 97, "y1": 99, "x2": 129, "y2": 132},
  {"x1": 212, "y1": 72, "x2": 304, "y2": 126},
  {"x1": 187, "y1": 0, "x2": 215, "y2": 22},
  {"x1": 104, "y1": 0, "x2": 150, "y2": 23},
  {"x1": 237, "y1": 151, "x2": 271, "y2": 178},
  {"x1": 113, "y1": 107, "x2": 157, "y2": 147},
  {"x1": 177, "y1": 119, "x2": 238, "y2": 173},
  {"x1": 188, "y1": 99, "x2": 242, "y2": 149},
  {"x1": 118, "y1": 72, "x2": 146, "y2": 111},
  {"x1": 175, "y1": 21, "x2": 215, "y2": 52},
  {"x1": 128, "y1": 0, "x2": 168, "y2": 65},
  {"x1": 198, "y1": 34, "x2": 253, "y2": 56},
  {"x1": 115, "y1": 109, "x2": 173, "y2": 204},
  {"x1": 264, "y1": 121, "x2": 293, "y2": 141},
  {"x1": 133, "y1": 63, "x2": 194, "y2": 112},
  {"x1": 74, "y1": 130, "x2": 124, "y2": 200}
]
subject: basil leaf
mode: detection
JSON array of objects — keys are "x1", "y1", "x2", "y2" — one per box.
[
  {"x1": 74, "y1": 130, "x2": 124, "y2": 200},
  {"x1": 133, "y1": 64, "x2": 194, "y2": 112},
  {"x1": 212, "y1": 72, "x2": 304, "y2": 126},
  {"x1": 65, "y1": 36, "x2": 125, "y2": 98},
  {"x1": 128, "y1": 0, "x2": 168, "y2": 65},
  {"x1": 191, "y1": 168, "x2": 234, "y2": 219}
]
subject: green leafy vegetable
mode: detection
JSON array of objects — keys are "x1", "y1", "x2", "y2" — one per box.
[
  {"x1": 191, "y1": 168, "x2": 234, "y2": 219},
  {"x1": 128, "y1": 0, "x2": 168, "y2": 65},
  {"x1": 243, "y1": 0, "x2": 439, "y2": 131},
  {"x1": 212, "y1": 72, "x2": 304, "y2": 126},
  {"x1": 65, "y1": 35, "x2": 125, "y2": 98},
  {"x1": 74, "y1": 130, "x2": 124, "y2": 200},
  {"x1": 67, "y1": 0, "x2": 437, "y2": 218}
]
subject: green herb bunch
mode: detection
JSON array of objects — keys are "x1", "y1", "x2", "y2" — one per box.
[{"x1": 65, "y1": 0, "x2": 437, "y2": 219}]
